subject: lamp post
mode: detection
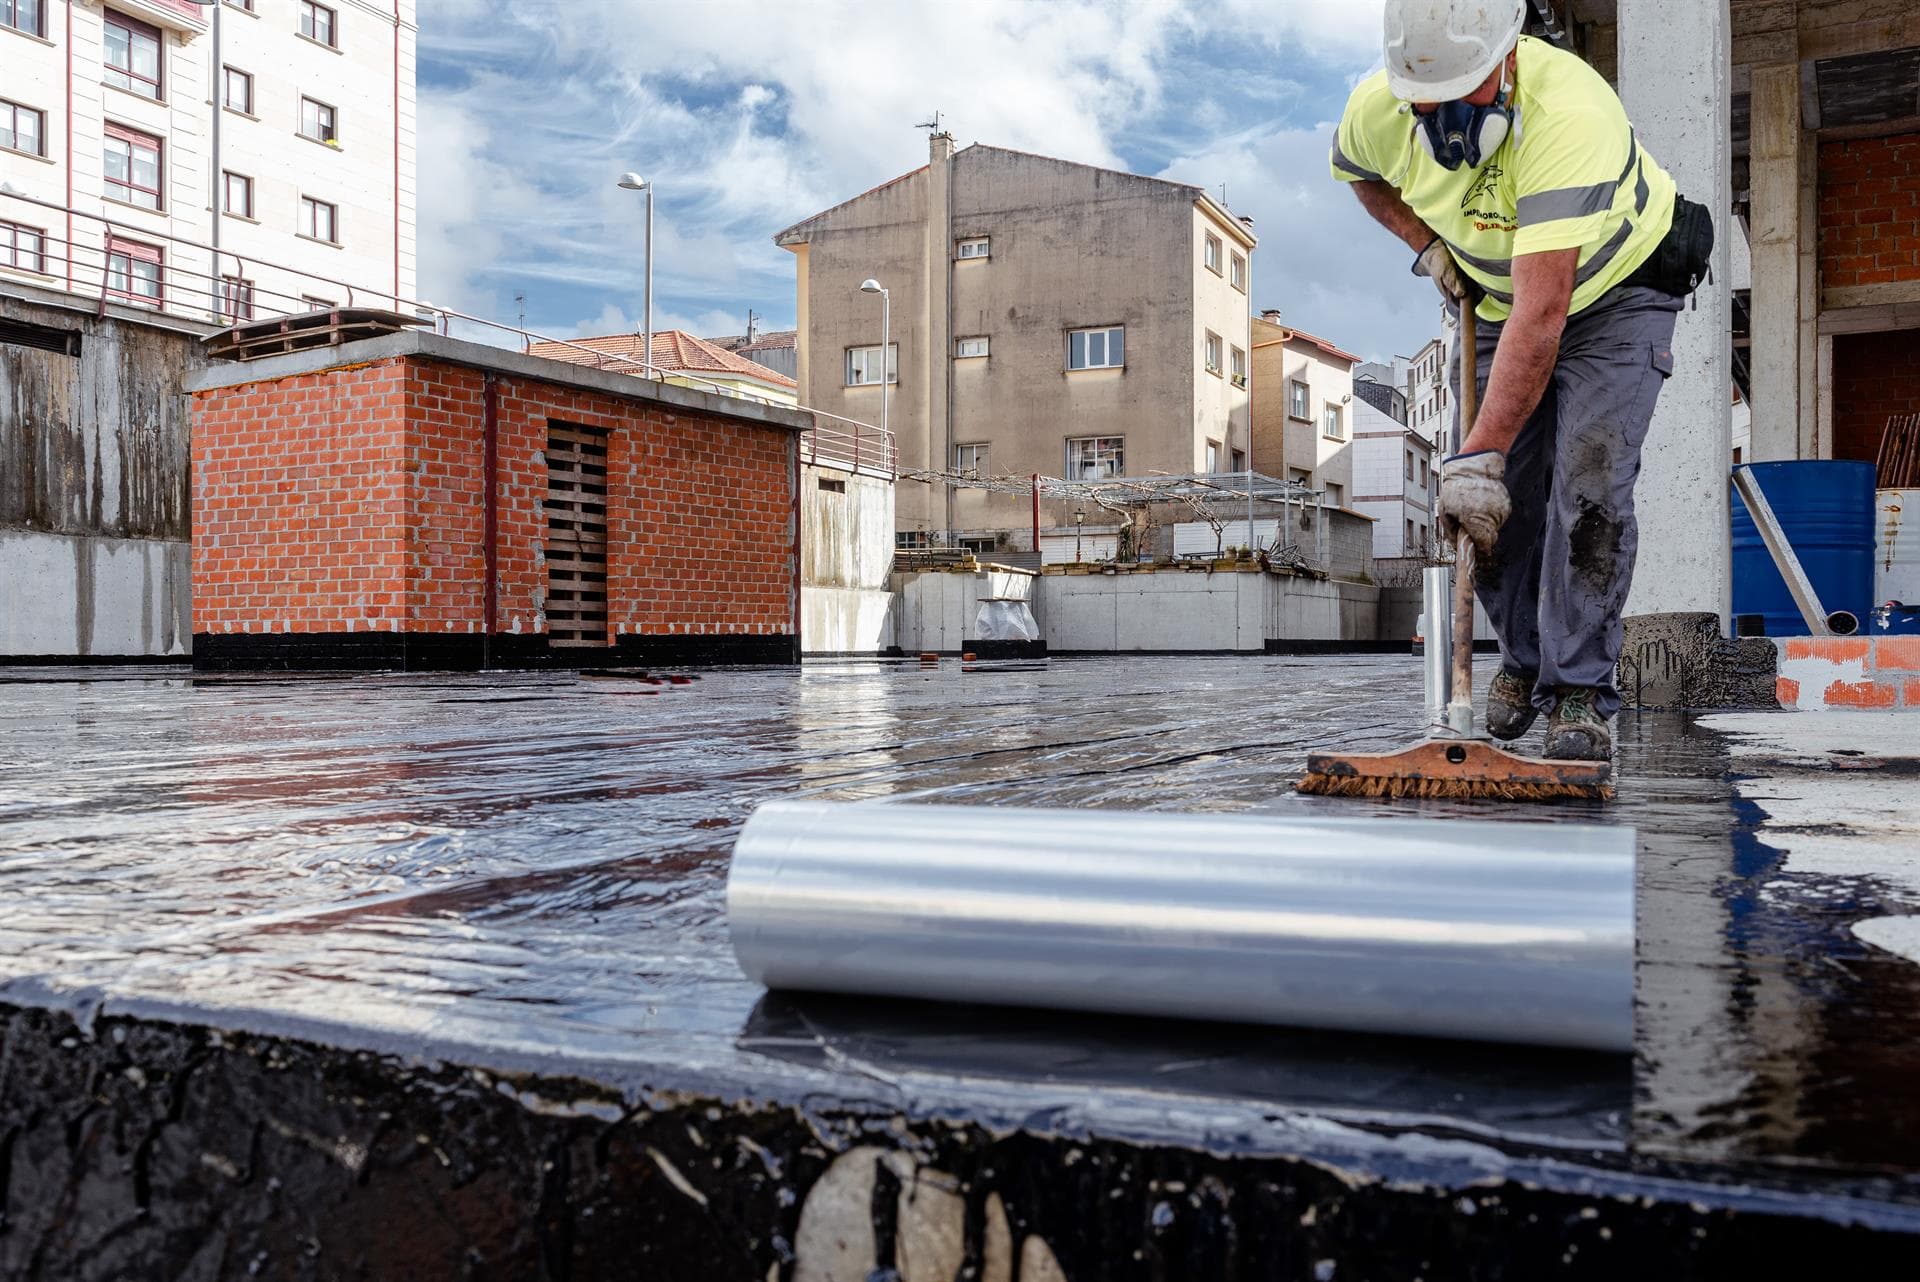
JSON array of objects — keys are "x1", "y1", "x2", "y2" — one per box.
[
  {"x1": 1074, "y1": 505, "x2": 1086, "y2": 563},
  {"x1": 617, "y1": 172, "x2": 654, "y2": 374},
  {"x1": 858, "y1": 279, "x2": 890, "y2": 443}
]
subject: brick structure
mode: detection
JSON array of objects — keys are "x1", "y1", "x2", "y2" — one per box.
[
  {"x1": 1820, "y1": 133, "x2": 1920, "y2": 465},
  {"x1": 1775, "y1": 636, "x2": 1920, "y2": 710},
  {"x1": 1819, "y1": 134, "x2": 1920, "y2": 294},
  {"x1": 187, "y1": 333, "x2": 806, "y2": 670}
]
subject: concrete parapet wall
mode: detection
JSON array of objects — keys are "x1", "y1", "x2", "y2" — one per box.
[
  {"x1": 0, "y1": 530, "x2": 191, "y2": 658},
  {"x1": 1, "y1": 288, "x2": 204, "y2": 657},
  {"x1": 1026, "y1": 566, "x2": 1379, "y2": 652},
  {"x1": 801, "y1": 466, "x2": 893, "y2": 593},
  {"x1": 802, "y1": 586, "x2": 896, "y2": 655}
]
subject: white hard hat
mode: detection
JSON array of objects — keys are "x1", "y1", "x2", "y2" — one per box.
[{"x1": 1383, "y1": 0, "x2": 1527, "y2": 102}]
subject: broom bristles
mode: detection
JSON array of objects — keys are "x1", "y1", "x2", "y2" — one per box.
[{"x1": 1295, "y1": 771, "x2": 1613, "y2": 802}]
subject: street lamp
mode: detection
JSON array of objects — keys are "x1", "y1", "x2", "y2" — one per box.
[
  {"x1": 1074, "y1": 505, "x2": 1086, "y2": 563},
  {"x1": 617, "y1": 172, "x2": 654, "y2": 375},
  {"x1": 858, "y1": 277, "x2": 891, "y2": 448}
]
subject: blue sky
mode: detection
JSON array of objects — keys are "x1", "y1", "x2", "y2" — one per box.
[{"x1": 417, "y1": 0, "x2": 1443, "y2": 362}]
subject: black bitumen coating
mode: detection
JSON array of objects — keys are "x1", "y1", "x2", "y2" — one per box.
[{"x1": 3, "y1": 655, "x2": 1919, "y2": 1274}]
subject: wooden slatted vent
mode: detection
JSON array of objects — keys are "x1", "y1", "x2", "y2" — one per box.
[{"x1": 545, "y1": 422, "x2": 610, "y2": 647}]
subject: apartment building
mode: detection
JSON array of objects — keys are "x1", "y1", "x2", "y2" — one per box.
[
  {"x1": 1402, "y1": 331, "x2": 1452, "y2": 450},
  {"x1": 1, "y1": 0, "x2": 416, "y2": 320},
  {"x1": 1351, "y1": 378, "x2": 1437, "y2": 561},
  {"x1": 774, "y1": 134, "x2": 1256, "y2": 547},
  {"x1": 1249, "y1": 311, "x2": 1357, "y2": 507}
]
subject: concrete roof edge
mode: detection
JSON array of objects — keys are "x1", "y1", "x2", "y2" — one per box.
[
  {"x1": 2, "y1": 279, "x2": 222, "y2": 338},
  {"x1": 183, "y1": 330, "x2": 816, "y2": 433}
]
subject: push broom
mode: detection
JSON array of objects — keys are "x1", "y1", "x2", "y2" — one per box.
[{"x1": 1297, "y1": 305, "x2": 1614, "y2": 802}]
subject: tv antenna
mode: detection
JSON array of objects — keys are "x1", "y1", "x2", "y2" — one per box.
[{"x1": 915, "y1": 110, "x2": 946, "y2": 135}]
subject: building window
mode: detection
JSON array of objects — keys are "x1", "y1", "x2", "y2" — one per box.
[
  {"x1": 1405, "y1": 452, "x2": 1414, "y2": 482},
  {"x1": 1288, "y1": 468, "x2": 1311, "y2": 485},
  {"x1": 1407, "y1": 518, "x2": 1415, "y2": 546},
  {"x1": 1067, "y1": 325, "x2": 1123, "y2": 371},
  {"x1": 0, "y1": 98, "x2": 44, "y2": 158},
  {"x1": 1203, "y1": 233, "x2": 1222, "y2": 274},
  {"x1": 103, "y1": 125, "x2": 163, "y2": 210},
  {"x1": 1, "y1": 220, "x2": 47, "y2": 274},
  {"x1": 1205, "y1": 440, "x2": 1220, "y2": 474},
  {"x1": 301, "y1": 295, "x2": 335, "y2": 311},
  {"x1": 1322, "y1": 403, "x2": 1344, "y2": 440},
  {"x1": 1066, "y1": 435, "x2": 1123, "y2": 480},
  {"x1": 955, "y1": 336, "x2": 989, "y2": 359},
  {"x1": 956, "y1": 236, "x2": 989, "y2": 260},
  {"x1": 1289, "y1": 379, "x2": 1310, "y2": 420},
  {"x1": 225, "y1": 0, "x2": 254, "y2": 11},
  {"x1": 2, "y1": 0, "x2": 47, "y2": 39},
  {"x1": 845, "y1": 344, "x2": 897, "y2": 386},
  {"x1": 300, "y1": 0, "x2": 336, "y2": 47},
  {"x1": 219, "y1": 275, "x2": 255, "y2": 321},
  {"x1": 104, "y1": 12, "x2": 163, "y2": 100},
  {"x1": 1325, "y1": 481, "x2": 1344, "y2": 506},
  {"x1": 1419, "y1": 458, "x2": 1429, "y2": 486},
  {"x1": 223, "y1": 171, "x2": 253, "y2": 217},
  {"x1": 1230, "y1": 345, "x2": 1247, "y2": 388},
  {"x1": 300, "y1": 97, "x2": 338, "y2": 144},
  {"x1": 1203, "y1": 331, "x2": 1223, "y2": 376},
  {"x1": 223, "y1": 66, "x2": 253, "y2": 114},
  {"x1": 895, "y1": 530, "x2": 931, "y2": 550},
  {"x1": 105, "y1": 240, "x2": 162, "y2": 305},
  {"x1": 300, "y1": 195, "x2": 338, "y2": 243},
  {"x1": 1230, "y1": 448, "x2": 1246, "y2": 473},
  {"x1": 1230, "y1": 252, "x2": 1247, "y2": 292},
  {"x1": 954, "y1": 442, "x2": 988, "y2": 478}
]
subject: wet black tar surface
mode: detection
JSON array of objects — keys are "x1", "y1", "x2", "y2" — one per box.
[{"x1": 3, "y1": 657, "x2": 1919, "y2": 1277}]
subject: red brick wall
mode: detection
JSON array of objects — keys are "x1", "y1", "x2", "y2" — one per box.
[
  {"x1": 1830, "y1": 329, "x2": 1920, "y2": 465},
  {"x1": 192, "y1": 360, "x2": 413, "y2": 635},
  {"x1": 192, "y1": 356, "x2": 797, "y2": 646},
  {"x1": 1819, "y1": 133, "x2": 1920, "y2": 291}
]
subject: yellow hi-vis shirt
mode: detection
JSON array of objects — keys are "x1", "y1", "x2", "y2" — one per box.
[{"x1": 1330, "y1": 36, "x2": 1676, "y2": 323}]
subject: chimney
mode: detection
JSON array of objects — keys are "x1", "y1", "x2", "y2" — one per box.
[
  {"x1": 1238, "y1": 215, "x2": 1255, "y2": 231},
  {"x1": 1260, "y1": 309, "x2": 1282, "y2": 323},
  {"x1": 746, "y1": 309, "x2": 759, "y2": 344},
  {"x1": 930, "y1": 130, "x2": 955, "y2": 163}
]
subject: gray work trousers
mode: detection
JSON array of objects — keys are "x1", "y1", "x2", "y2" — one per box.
[{"x1": 1449, "y1": 285, "x2": 1682, "y2": 719}]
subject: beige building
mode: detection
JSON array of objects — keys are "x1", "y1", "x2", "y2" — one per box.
[
  {"x1": 774, "y1": 135, "x2": 1256, "y2": 549},
  {"x1": 1250, "y1": 313, "x2": 1358, "y2": 507}
]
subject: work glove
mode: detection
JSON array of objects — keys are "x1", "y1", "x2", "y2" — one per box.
[
  {"x1": 1412, "y1": 237, "x2": 1479, "y2": 305},
  {"x1": 1439, "y1": 451, "x2": 1510, "y2": 557}
]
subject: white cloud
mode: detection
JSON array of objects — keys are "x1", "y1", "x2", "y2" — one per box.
[{"x1": 415, "y1": 0, "x2": 1439, "y2": 357}]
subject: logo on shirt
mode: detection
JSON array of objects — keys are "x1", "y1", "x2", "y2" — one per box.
[{"x1": 1460, "y1": 164, "x2": 1516, "y2": 232}]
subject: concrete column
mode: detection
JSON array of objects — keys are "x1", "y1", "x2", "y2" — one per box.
[
  {"x1": 1748, "y1": 61, "x2": 1806, "y2": 460},
  {"x1": 1617, "y1": 0, "x2": 1732, "y2": 632},
  {"x1": 925, "y1": 132, "x2": 955, "y2": 540}
]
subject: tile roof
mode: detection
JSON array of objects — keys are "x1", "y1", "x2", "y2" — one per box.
[{"x1": 527, "y1": 330, "x2": 797, "y2": 389}]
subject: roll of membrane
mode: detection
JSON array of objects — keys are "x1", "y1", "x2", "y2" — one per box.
[{"x1": 728, "y1": 801, "x2": 1634, "y2": 1053}]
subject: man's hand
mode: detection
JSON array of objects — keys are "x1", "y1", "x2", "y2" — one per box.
[
  {"x1": 1440, "y1": 451, "x2": 1510, "y2": 556},
  {"x1": 1413, "y1": 237, "x2": 1476, "y2": 304}
]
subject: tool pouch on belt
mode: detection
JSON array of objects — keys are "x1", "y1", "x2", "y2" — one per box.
[{"x1": 1625, "y1": 195, "x2": 1715, "y2": 297}]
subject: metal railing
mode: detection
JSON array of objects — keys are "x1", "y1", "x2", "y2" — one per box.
[{"x1": 1, "y1": 189, "x2": 896, "y2": 480}]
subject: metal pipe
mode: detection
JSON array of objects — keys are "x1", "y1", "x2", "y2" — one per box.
[
  {"x1": 728, "y1": 801, "x2": 1635, "y2": 1052},
  {"x1": 1424, "y1": 564, "x2": 1453, "y2": 724}
]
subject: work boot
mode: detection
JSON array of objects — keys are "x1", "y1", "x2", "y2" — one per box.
[
  {"x1": 1544, "y1": 686, "x2": 1613, "y2": 761},
  {"x1": 1485, "y1": 670, "x2": 1539, "y2": 742}
]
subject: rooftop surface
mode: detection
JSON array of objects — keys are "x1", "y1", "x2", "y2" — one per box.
[{"x1": 3, "y1": 656, "x2": 1918, "y2": 1219}]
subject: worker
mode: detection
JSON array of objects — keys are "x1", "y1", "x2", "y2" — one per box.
[{"x1": 1331, "y1": 0, "x2": 1711, "y2": 761}]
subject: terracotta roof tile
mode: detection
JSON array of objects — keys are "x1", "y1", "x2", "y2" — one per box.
[{"x1": 527, "y1": 330, "x2": 797, "y2": 389}]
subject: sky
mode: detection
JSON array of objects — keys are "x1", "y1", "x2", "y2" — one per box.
[{"x1": 416, "y1": 0, "x2": 1445, "y2": 364}]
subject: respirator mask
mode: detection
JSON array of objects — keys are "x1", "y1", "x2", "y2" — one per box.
[{"x1": 1413, "y1": 62, "x2": 1515, "y2": 171}]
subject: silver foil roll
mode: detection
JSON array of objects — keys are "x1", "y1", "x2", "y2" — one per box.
[{"x1": 728, "y1": 801, "x2": 1635, "y2": 1053}]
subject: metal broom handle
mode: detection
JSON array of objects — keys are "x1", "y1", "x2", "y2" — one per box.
[{"x1": 1448, "y1": 304, "x2": 1479, "y2": 736}]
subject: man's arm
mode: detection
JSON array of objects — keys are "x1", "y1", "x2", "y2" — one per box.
[
  {"x1": 1350, "y1": 180, "x2": 1434, "y2": 255},
  {"x1": 1461, "y1": 248, "x2": 1578, "y2": 454}
]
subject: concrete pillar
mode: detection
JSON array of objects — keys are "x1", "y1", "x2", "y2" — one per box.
[
  {"x1": 1748, "y1": 61, "x2": 1808, "y2": 460},
  {"x1": 925, "y1": 132, "x2": 955, "y2": 540},
  {"x1": 1616, "y1": 0, "x2": 1733, "y2": 632}
]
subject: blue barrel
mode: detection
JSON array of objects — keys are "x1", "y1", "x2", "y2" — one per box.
[{"x1": 1731, "y1": 461, "x2": 1875, "y2": 637}]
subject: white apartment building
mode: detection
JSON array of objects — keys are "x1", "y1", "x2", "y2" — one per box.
[
  {"x1": 1, "y1": 0, "x2": 416, "y2": 321},
  {"x1": 1350, "y1": 379, "x2": 1437, "y2": 561},
  {"x1": 1403, "y1": 329, "x2": 1451, "y2": 450}
]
